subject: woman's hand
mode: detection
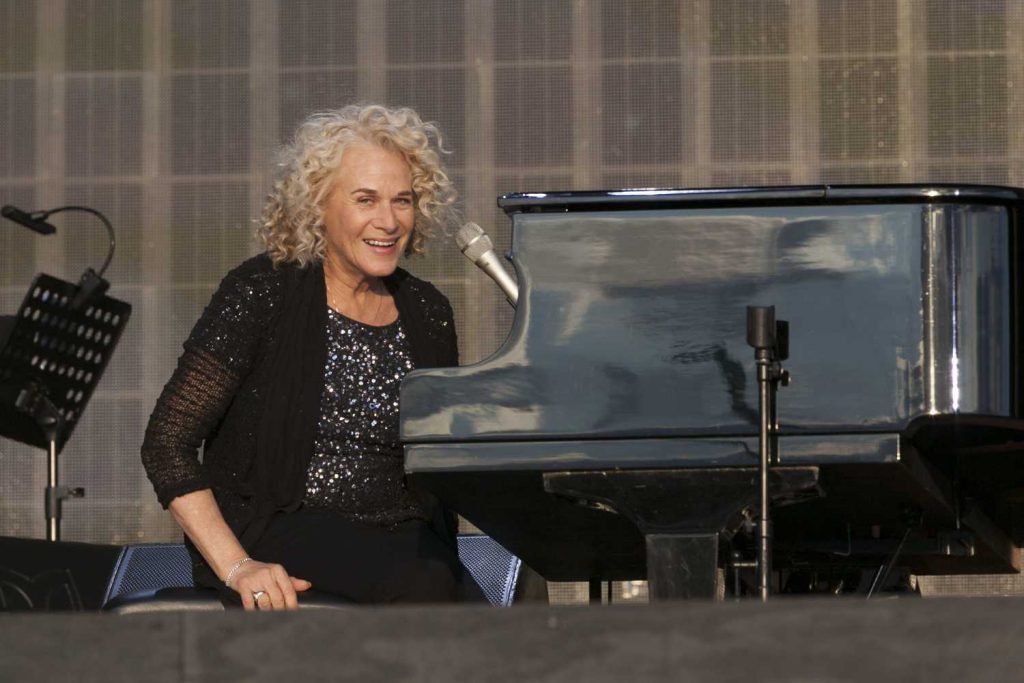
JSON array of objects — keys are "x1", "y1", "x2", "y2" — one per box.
[
  {"x1": 229, "y1": 560, "x2": 312, "y2": 611},
  {"x1": 167, "y1": 490, "x2": 312, "y2": 611}
]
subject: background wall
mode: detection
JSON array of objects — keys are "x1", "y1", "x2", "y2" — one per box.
[{"x1": 1, "y1": 0, "x2": 1021, "y2": 599}]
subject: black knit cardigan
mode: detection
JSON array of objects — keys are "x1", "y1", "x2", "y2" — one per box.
[{"x1": 140, "y1": 253, "x2": 458, "y2": 585}]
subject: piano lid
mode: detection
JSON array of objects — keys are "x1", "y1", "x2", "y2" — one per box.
[
  {"x1": 402, "y1": 185, "x2": 1022, "y2": 444},
  {"x1": 498, "y1": 184, "x2": 1024, "y2": 213}
]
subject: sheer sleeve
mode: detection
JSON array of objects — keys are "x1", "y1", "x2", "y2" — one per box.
[{"x1": 141, "y1": 262, "x2": 272, "y2": 508}]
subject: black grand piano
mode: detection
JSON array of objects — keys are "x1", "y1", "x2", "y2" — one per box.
[{"x1": 402, "y1": 185, "x2": 1024, "y2": 599}]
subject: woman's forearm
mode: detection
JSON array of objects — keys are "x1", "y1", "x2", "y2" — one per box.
[{"x1": 168, "y1": 488, "x2": 249, "y2": 583}]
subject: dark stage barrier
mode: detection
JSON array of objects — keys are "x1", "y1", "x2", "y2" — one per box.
[{"x1": 3, "y1": 598, "x2": 1024, "y2": 681}]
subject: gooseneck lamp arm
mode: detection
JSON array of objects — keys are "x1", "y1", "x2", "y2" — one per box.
[
  {"x1": 38, "y1": 206, "x2": 117, "y2": 277},
  {"x1": 2, "y1": 204, "x2": 116, "y2": 277}
]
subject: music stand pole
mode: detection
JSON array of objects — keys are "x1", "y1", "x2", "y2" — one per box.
[
  {"x1": 44, "y1": 438, "x2": 85, "y2": 541},
  {"x1": 47, "y1": 438, "x2": 59, "y2": 540},
  {"x1": 0, "y1": 273, "x2": 130, "y2": 540},
  {"x1": 14, "y1": 379, "x2": 84, "y2": 541}
]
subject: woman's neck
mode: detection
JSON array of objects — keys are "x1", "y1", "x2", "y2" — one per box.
[
  {"x1": 323, "y1": 258, "x2": 379, "y2": 298},
  {"x1": 322, "y1": 257, "x2": 394, "y2": 325}
]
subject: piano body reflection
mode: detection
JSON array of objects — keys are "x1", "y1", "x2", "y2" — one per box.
[{"x1": 402, "y1": 185, "x2": 1024, "y2": 598}]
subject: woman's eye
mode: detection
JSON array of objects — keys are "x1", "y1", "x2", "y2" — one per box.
[{"x1": 357, "y1": 196, "x2": 374, "y2": 205}]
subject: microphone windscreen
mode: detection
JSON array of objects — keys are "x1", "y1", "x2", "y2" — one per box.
[
  {"x1": 456, "y1": 222, "x2": 493, "y2": 262},
  {"x1": 455, "y1": 222, "x2": 484, "y2": 250}
]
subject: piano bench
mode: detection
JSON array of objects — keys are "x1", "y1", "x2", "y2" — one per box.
[
  {"x1": 102, "y1": 586, "x2": 351, "y2": 614},
  {"x1": 101, "y1": 535, "x2": 522, "y2": 612}
]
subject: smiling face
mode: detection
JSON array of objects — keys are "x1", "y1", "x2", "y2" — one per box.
[{"x1": 320, "y1": 143, "x2": 415, "y2": 285}]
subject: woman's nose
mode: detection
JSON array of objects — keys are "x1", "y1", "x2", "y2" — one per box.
[{"x1": 376, "y1": 202, "x2": 399, "y2": 230}]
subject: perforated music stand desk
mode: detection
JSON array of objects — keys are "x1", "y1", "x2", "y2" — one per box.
[{"x1": 0, "y1": 273, "x2": 131, "y2": 540}]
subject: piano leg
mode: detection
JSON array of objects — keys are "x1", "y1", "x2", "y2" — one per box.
[{"x1": 646, "y1": 533, "x2": 718, "y2": 600}]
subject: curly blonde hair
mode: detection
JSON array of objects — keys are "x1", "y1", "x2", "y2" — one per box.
[{"x1": 258, "y1": 104, "x2": 458, "y2": 267}]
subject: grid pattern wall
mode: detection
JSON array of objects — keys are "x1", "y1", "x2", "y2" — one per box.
[{"x1": 1, "y1": 1, "x2": 1022, "y2": 601}]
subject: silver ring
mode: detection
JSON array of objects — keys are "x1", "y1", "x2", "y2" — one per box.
[{"x1": 251, "y1": 590, "x2": 266, "y2": 605}]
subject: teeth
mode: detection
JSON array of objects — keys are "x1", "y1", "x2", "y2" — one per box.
[{"x1": 365, "y1": 239, "x2": 396, "y2": 247}]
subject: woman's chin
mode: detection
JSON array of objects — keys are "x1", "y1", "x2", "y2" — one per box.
[{"x1": 359, "y1": 258, "x2": 401, "y2": 279}]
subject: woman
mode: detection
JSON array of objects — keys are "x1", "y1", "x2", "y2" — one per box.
[{"x1": 141, "y1": 105, "x2": 464, "y2": 610}]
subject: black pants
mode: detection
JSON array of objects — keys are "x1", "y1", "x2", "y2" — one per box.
[{"x1": 249, "y1": 508, "x2": 460, "y2": 604}]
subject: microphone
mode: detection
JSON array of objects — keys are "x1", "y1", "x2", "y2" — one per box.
[
  {"x1": 2, "y1": 205, "x2": 57, "y2": 235},
  {"x1": 456, "y1": 222, "x2": 518, "y2": 307}
]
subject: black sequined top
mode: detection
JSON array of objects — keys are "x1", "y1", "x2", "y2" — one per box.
[
  {"x1": 304, "y1": 311, "x2": 426, "y2": 524},
  {"x1": 140, "y1": 254, "x2": 458, "y2": 582}
]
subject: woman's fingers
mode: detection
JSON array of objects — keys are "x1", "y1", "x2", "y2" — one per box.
[
  {"x1": 238, "y1": 578, "x2": 265, "y2": 611},
  {"x1": 291, "y1": 577, "x2": 312, "y2": 592},
  {"x1": 240, "y1": 586, "x2": 256, "y2": 611},
  {"x1": 264, "y1": 579, "x2": 287, "y2": 610},
  {"x1": 233, "y1": 560, "x2": 305, "y2": 611},
  {"x1": 272, "y1": 565, "x2": 298, "y2": 610}
]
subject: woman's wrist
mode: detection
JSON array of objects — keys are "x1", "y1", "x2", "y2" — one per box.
[{"x1": 223, "y1": 556, "x2": 253, "y2": 588}]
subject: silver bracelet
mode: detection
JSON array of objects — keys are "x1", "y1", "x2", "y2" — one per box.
[{"x1": 224, "y1": 557, "x2": 253, "y2": 588}]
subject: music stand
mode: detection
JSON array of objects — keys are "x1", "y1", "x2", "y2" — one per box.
[{"x1": 0, "y1": 273, "x2": 131, "y2": 541}]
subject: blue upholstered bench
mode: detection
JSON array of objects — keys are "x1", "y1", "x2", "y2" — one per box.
[{"x1": 102, "y1": 535, "x2": 521, "y2": 612}]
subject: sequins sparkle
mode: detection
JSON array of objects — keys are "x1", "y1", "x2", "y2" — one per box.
[{"x1": 303, "y1": 308, "x2": 426, "y2": 525}]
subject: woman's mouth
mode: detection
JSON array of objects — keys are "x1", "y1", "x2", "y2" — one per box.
[{"x1": 364, "y1": 238, "x2": 398, "y2": 249}]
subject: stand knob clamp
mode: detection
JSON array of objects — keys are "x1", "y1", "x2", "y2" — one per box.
[{"x1": 45, "y1": 485, "x2": 86, "y2": 518}]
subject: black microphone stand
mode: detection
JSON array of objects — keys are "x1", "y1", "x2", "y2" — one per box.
[{"x1": 746, "y1": 306, "x2": 790, "y2": 601}]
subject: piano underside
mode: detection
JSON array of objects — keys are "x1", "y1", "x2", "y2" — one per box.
[{"x1": 408, "y1": 425, "x2": 1024, "y2": 583}]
